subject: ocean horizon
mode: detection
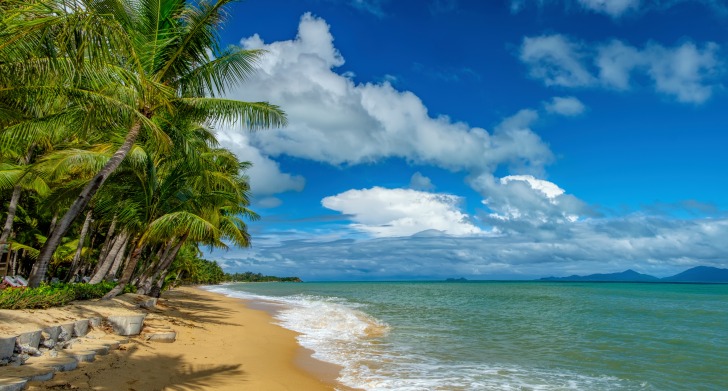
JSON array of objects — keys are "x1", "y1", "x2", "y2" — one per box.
[{"x1": 206, "y1": 281, "x2": 728, "y2": 391}]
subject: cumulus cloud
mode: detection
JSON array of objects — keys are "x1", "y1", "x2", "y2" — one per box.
[
  {"x1": 469, "y1": 174, "x2": 590, "y2": 230},
  {"x1": 223, "y1": 13, "x2": 552, "y2": 175},
  {"x1": 409, "y1": 172, "x2": 434, "y2": 191},
  {"x1": 544, "y1": 96, "x2": 586, "y2": 116},
  {"x1": 321, "y1": 187, "x2": 483, "y2": 237},
  {"x1": 520, "y1": 34, "x2": 722, "y2": 103}
]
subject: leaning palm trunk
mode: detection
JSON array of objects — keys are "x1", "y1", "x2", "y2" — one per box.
[
  {"x1": 135, "y1": 239, "x2": 175, "y2": 294},
  {"x1": 89, "y1": 230, "x2": 129, "y2": 284},
  {"x1": 149, "y1": 270, "x2": 170, "y2": 298},
  {"x1": 0, "y1": 185, "x2": 21, "y2": 246},
  {"x1": 137, "y1": 235, "x2": 186, "y2": 295},
  {"x1": 93, "y1": 218, "x2": 118, "y2": 274},
  {"x1": 102, "y1": 240, "x2": 145, "y2": 299},
  {"x1": 66, "y1": 210, "x2": 93, "y2": 282},
  {"x1": 29, "y1": 121, "x2": 142, "y2": 287},
  {"x1": 105, "y1": 242, "x2": 130, "y2": 281}
]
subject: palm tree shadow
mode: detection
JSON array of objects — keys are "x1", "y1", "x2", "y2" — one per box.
[
  {"x1": 154, "y1": 289, "x2": 245, "y2": 328},
  {"x1": 34, "y1": 348, "x2": 247, "y2": 391}
]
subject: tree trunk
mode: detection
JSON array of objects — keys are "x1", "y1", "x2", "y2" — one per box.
[
  {"x1": 11, "y1": 249, "x2": 19, "y2": 276},
  {"x1": 48, "y1": 212, "x2": 58, "y2": 236},
  {"x1": 28, "y1": 121, "x2": 142, "y2": 287},
  {"x1": 66, "y1": 210, "x2": 93, "y2": 282},
  {"x1": 138, "y1": 235, "x2": 185, "y2": 295},
  {"x1": 89, "y1": 231, "x2": 128, "y2": 284},
  {"x1": 93, "y1": 217, "x2": 117, "y2": 276},
  {"x1": 0, "y1": 185, "x2": 22, "y2": 245},
  {"x1": 149, "y1": 270, "x2": 169, "y2": 298},
  {"x1": 106, "y1": 242, "x2": 130, "y2": 281},
  {"x1": 136, "y1": 239, "x2": 176, "y2": 295},
  {"x1": 102, "y1": 240, "x2": 145, "y2": 299}
]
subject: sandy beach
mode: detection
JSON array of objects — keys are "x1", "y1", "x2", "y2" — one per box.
[{"x1": 3, "y1": 286, "x2": 341, "y2": 391}]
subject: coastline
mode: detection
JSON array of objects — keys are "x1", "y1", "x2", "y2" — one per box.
[{"x1": 17, "y1": 286, "x2": 343, "y2": 390}]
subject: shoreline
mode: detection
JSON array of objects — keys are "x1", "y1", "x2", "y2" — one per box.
[{"x1": 12, "y1": 286, "x2": 345, "y2": 390}]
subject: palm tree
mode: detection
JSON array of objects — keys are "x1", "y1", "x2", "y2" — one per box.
[{"x1": 1, "y1": 0, "x2": 286, "y2": 287}]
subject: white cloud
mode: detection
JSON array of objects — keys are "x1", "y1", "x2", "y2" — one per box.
[
  {"x1": 520, "y1": 34, "x2": 722, "y2": 104},
  {"x1": 577, "y1": 0, "x2": 640, "y2": 17},
  {"x1": 409, "y1": 172, "x2": 434, "y2": 191},
  {"x1": 225, "y1": 13, "x2": 552, "y2": 175},
  {"x1": 321, "y1": 187, "x2": 483, "y2": 237},
  {"x1": 520, "y1": 34, "x2": 595, "y2": 87},
  {"x1": 469, "y1": 174, "x2": 589, "y2": 228},
  {"x1": 214, "y1": 130, "x2": 305, "y2": 195},
  {"x1": 349, "y1": 0, "x2": 388, "y2": 17},
  {"x1": 544, "y1": 96, "x2": 586, "y2": 116},
  {"x1": 644, "y1": 42, "x2": 720, "y2": 104},
  {"x1": 512, "y1": 0, "x2": 728, "y2": 18}
]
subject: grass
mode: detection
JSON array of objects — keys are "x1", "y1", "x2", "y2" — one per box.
[{"x1": 0, "y1": 282, "x2": 133, "y2": 309}]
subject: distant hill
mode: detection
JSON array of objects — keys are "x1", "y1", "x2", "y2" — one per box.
[
  {"x1": 661, "y1": 266, "x2": 728, "y2": 283},
  {"x1": 540, "y1": 269, "x2": 659, "y2": 282},
  {"x1": 539, "y1": 266, "x2": 728, "y2": 283}
]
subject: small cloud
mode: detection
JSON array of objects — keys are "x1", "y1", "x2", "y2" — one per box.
[
  {"x1": 519, "y1": 34, "x2": 722, "y2": 104},
  {"x1": 409, "y1": 172, "x2": 435, "y2": 191},
  {"x1": 519, "y1": 34, "x2": 595, "y2": 87},
  {"x1": 349, "y1": 0, "x2": 389, "y2": 17},
  {"x1": 255, "y1": 197, "x2": 283, "y2": 209},
  {"x1": 577, "y1": 0, "x2": 640, "y2": 18},
  {"x1": 544, "y1": 96, "x2": 586, "y2": 116}
]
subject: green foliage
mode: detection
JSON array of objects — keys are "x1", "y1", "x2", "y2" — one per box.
[
  {"x1": 225, "y1": 271, "x2": 302, "y2": 283},
  {"x1": 0, "y1": 281, "x2": 119, "y2": 309},
  {"x1": 170, "y1": 254, "x2": 226, "y2": 286}
]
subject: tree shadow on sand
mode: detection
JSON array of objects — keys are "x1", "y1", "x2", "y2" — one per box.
[
  {"x1": 29, "y1": 345, "x2": 247, "y2": 391},
  {"x1": 155, "y1": 289, "x2": 247, "y2": 328}
]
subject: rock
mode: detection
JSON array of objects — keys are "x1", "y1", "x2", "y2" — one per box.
[
  {"x1": 15, "y1": 344, "x2": 41, "y2": 357},
  {"x1": 0, "y1": 336, "x2": 15, "y2": 360},
  {"x1": 1, "y1": 364, "x2": 56, "y2": 381},
  {"x1": 16, "y1": 330, "x2": 41, "y2": 350},
  {"x1": 73, "y1": 320, "x2": 89, "y2": 337},
  {"x1": 0, "y1": 377, "x2": 28, "y2": 391},
  {"x1": 33, "y1": 356, "x2": 78, "y2": 372},
  {"x1": 58, "y1": 323, "x2": 74, "y2": 342},
  {"x1": 107, "y1": 314, "x2": 146, "y2": 336}
]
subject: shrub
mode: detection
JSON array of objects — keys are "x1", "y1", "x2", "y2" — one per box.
[{"x1": 0, "y1": 282, "x2": 121, "y2": 309}]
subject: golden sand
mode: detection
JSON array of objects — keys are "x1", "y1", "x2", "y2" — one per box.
[{"x1": 13, "y1": 286, "x2": 341, "y2": 391}]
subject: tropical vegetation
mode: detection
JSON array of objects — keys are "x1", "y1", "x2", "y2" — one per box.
[{"x1": 0, "y1": 0, "x2": 285, "y2": 297}]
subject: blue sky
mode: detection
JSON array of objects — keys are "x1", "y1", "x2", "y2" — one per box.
[{"x1": 208, "y1": 0, "x2": 728, "y2": 280}]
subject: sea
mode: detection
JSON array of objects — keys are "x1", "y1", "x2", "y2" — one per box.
[{"x1": 205, "y1": 281, "x2": 728, "y2": 391}]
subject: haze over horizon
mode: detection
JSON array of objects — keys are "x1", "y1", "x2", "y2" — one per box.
[{"x1": 206, "y1": 0, "x2": 728, "y2": 281}]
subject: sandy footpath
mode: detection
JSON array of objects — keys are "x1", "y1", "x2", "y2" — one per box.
[{"x1": 15, "y1": 286, "x2": 341, "y2": 391}]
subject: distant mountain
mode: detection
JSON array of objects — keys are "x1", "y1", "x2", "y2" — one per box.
[
  {"x1": 540, "y1": 269, "x2": 659, "y2": 282},
  {"x1": 661, "y1": 266, "x2": 728, "y2": 283},
  {"x1": 539, "y1": 266, "x2": 728, "y2": 283}
]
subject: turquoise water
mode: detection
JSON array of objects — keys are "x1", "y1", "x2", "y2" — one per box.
[{"x1": 207, "y1": 282, "x2": 728, "y2": 390}]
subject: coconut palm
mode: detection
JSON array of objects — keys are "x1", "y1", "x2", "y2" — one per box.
[{"x1": 0, "y1": 0, "x2": 286, "y2": 287}]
